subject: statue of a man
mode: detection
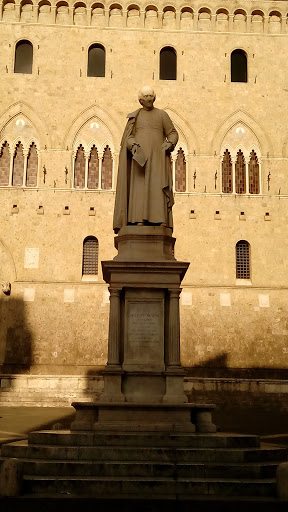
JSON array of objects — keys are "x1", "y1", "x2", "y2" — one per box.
[{"x1": 113, "y1": 86, "x2": 178, "y2": 233}]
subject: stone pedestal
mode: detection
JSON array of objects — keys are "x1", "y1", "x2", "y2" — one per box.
[{"x1": 71, "y1": 226, "x2": 216, "y2": 433}]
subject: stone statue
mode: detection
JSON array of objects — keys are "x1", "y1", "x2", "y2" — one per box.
[{"x1": 113, "y1": 86, "x2": 178, "y2": 233}]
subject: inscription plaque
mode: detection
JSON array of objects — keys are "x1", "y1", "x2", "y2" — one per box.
[{"x1": 124, "y1": 298, "x2": 164, "y2": 367}]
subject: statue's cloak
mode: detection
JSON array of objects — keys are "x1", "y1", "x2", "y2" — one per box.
[{"x1": 113, "y1": 108, "x2": 177, "y2": 233}]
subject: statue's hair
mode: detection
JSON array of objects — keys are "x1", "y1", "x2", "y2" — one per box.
[{"x1": 138, "y1": 85, "x2": 156, "y2": 101}]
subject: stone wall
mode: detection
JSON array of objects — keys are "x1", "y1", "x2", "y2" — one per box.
[{"x1": 0, "y1": 0, "x2": 288, "y2": 405}]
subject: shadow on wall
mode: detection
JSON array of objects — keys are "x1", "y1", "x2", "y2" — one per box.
[{"x1": 0, "y1": 297, "x2": 33, "y2": 392}]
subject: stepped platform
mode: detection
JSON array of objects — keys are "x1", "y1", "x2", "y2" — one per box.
[{"x1": 1, "y1": 430, "x2": 287, "y2": 502}]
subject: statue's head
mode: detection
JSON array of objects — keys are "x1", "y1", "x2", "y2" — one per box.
[{"x1": 138, "y1": 85, "x2": 155, "y2": 110}]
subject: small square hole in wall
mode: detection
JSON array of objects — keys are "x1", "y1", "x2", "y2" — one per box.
[
  {"x1": 11, "y1": 205, "x2": 19, "y2": 214},
  {"x1": 89, "y1": 207, "x2": 96, "y2": 216},
  {"x1": 37, "y1": 205, "x2": 44, "y2": 215},
  {"x1": 63, "y1": 206, "x2": 70, "y2": 215},
  {"x1": 189, "y1": 209, "x2": 196, "y2": 219},
  {"x1": 214, "y1": 210, "x2": 221, "y2": 220},
  {"x1": 264, "y1": 212, "x2": 271, "y2": 221},
  {"x1": 239, "y1": 211, "x2": 246, "y2": 221}
]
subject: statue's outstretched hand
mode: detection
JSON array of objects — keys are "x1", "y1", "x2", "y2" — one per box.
[{"x1": 162, "y1": 141, "x2": 173, "y2": 152}]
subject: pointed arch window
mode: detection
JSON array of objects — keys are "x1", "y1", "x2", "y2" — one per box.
[
  {"x1": 74, "y1": 145, "x2": 85, "y2": 188},
  {"x1": 248, "y1": 150, "x2": 260, "y2": 194},
  {"x1": 160, "y1": 46, "x2": 177, "y2": 80},
  {"x1": 26, "y1": 143, "x2": 38, "y2": 187},
  {"x1": 12, "y1": 142, "x2": 24, "y2": 186},
  {"x1": 87, "y1": 44, "x2": 105, "y2": 77},
  {"x1": 101, "y1": 145, "x2": 112, "y2": 189},
  {"x1": 82, "y1": 236, "x2": 98, "y2": 276},
  {"x1": 236, "y1": 240, "x2": 250, "y2": 279},
  {"x1": 231, "y1": 49, "x2": 247, "y2": 83},
  {"x1": 222, "y1": 149, "x2": 232, "y2": 193},
  {"x1": 14, "y1": 40, "x2": 33, "y2": 74},
  {"x1": 235, "y1": 150, "x2": 246, "y2": 193},
  {"x1": 0, "y1": 142, "x2": 10, "y2": 186},
  {"x1": 88, "y1": 145, "x2": 99, "y2": 189},
  {"x1": 175, "y1": 148, "x2": 186, "y2": 192}
]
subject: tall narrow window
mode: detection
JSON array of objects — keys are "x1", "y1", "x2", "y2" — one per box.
[
  {"x1": 248, "y1": 150, "x2": 260, "y2": 194},
  {"x1": 101, "y1": 145, "x2": 112, "y2": 189},
  {"x1": 82, "y1": 236, "x2": 98, "y2": 275},
  {"x1": 235, "y1": 150, "x2": 246, "y2": 193},
  {"x1": 222, "y1": 149, "x2": 232, "y2": 193},
  {"x1": 87, "y1": 44, "x2": 105, "y2": 77},
  {"x1": 26, "y1": 143, "x2": 38, "y2": 187},
  {"x1": 175, "y1": 148, "x2": 186, "y2": 192},
  {"x1": 160, "y1": 46, "x2": 177, "y2": 80},
  {"x1": 12, "y1": 142, "x2": 24, "y2": 186},
  {"x1": 231, "y1": 49, "x2": 247, "y2": 82},
  {"x1": 88, "y1": 145, "x2": 99, "y2": 189},
  {"x1": 236, "y1": 240, "x2": 250, "y2": 279},
  {"x1": 74, "y1": 145, "x2": 85, "y2": 188},
  {"x1": 0, "y1": 142, "x2": 10, "y2": 186},
  {"x1": 14, "y1": 40, "x2": 33, "y2": 74}
]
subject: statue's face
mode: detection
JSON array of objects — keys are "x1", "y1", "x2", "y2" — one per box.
[{"x1": 140, "y1": 94, "x2": 155, "y2": 110}]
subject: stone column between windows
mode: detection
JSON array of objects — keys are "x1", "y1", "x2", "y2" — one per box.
[
  {"x1": 245, "y1": 158, "x2": 249, "y2": 194},
  {"x1": 166, "y1": 289, "x2": 181, "y2": 367},
  {"x1": 175, "y1": 11, "x2": 181, "y2": 30},
  {"x1": 107, "y1": 287, "x2": 121, "y2": 366},
  {"x1": 15, "y1": 5, "x2": 20, "y2": 22},
  {"x1": 51, "y1": 6, "x2": 56, "y2": 24},
  {"x1": 112, "y1": 152, "x2": 119, "y2": 191},
  {"x1": 8, "y1": 150, "x2": 13, "y2": 186},
  {"x1": 231, "y1": 156, "x2": 236, "y2": 193},
  {"x1": 228, "y1": 14, "x2": 233, "y2": 32},
  {"x1": 87, "y1": 7, "x2": 91, "y2": 25},
  {"x1": 84, "y1": 151, "x2": 89, "y2": 189},
  {"x1": 158, "y1": 11, "x2": 163, "y2": 29},
  {"x1": 98, "y1": 151, "x2": 103, "y2": 190},
  {"x1": 211, "y1": 13, "x2": 216, "y2": 30},
  {"x1": 69, "y1": 6, "x2": 74, "y2": 25},
  {"x1": 22, "y1": 150, "x2": 28, "y2": 187},
  {"x1": 139, "y1": 10, "x2": 145, "y2": 28},
  {"x1": 246, "y1": 14, "x2": 251, "y2": 32},
  {"x1": 171, "y1": 153, "x2": 176, "y2": 192},
  {"x1": 71, "y1": 152, "x2": 75, "y2": 188}
]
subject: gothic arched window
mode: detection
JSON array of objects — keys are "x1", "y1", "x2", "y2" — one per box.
[
  {"x1": 82, "y1": 236, "x2": 98, "y2": 275},
  {"x1": 248, "y1": 150, "x2": 260, "y2": 194},
  {"x1": 175, "y1": 148, "x2": 186, "y2": 192},
  {"x1": 231, "y1": 49, "x2": 247, "y2": 82},
  {"x1": 87, "y1": 44, "x2": 105, "y2": 77},
  {"x1": 74, "y1": 145, "x2": 85, "y2": 188},
  {"x1": 160, "y1": 46, "x2": 177, "y2": 80},
  {"x1": 235, "y1": 150, "x2": 246, "y2": 194},
  {"x1": 236, "y1": 240, "x2": 250, "y2": 279},
  {"x1": 88, "y1": 145, "x2": 99, "y2": 189},
  {"x1": 14, "y1": 40, "x2": 33, "y2": 74},
  {"x1": 26, "y1": 143, "x2": 38, "y2": 187},
  {"x1": 12, "y1": 142, "x2": 24, "y2": 186},
  {"x1": 101, "y1": 145, "x2": 112, "y2": 189},
  {"x1": 222, "y1": 149, "x2": 232, "y2": 193},
  {"x1": 0, "y1": 142, "x2": 10, "y2": 186}
]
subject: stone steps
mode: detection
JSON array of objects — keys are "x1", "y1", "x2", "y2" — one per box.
[
  {"x1": 20, "y1": 459, "x2": 281, "y2": 479},
  {"x1": 2, "y1": 439, "x2": 287, "y2": 463},
  {"x1": 23, "y1": 475, "x2": 276, "y2": 498},
  {"x1": 1, "y1": 431, "x2": 287, "y2": 500},
  {"x1": 28, "y1": 430, "x2": 261, "y2": 448}
]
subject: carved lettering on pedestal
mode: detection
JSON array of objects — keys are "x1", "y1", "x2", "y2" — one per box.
[{"x1": 128, "y1": 307, "x2": 160, "y2": 344}]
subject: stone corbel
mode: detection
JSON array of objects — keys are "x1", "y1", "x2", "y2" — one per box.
[{"x1": 1, "y1": 282, "x2": 11, "y2": 295}]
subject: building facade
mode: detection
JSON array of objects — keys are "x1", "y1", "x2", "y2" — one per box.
[{"x1": 0, "y1": 0, "x2": 288, "y2": 407}]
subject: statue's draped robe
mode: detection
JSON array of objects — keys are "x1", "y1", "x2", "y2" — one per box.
[{"x1": 113, "y1": 107, "x2": 178, "y2": 233}]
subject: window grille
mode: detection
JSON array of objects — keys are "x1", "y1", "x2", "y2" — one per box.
[
  {"x1": 160, "y1": 47, "x2": 177, "y2": 80},
  {"x1": 231, "y1": 49, "x2": 247, "y2": 82},
  {"x1": 82, "y1": 236, "x2": 98, "y2": 275},
  {"x1": 74, "y1": 145, "x2": 85, "y2": 188},
  {"x1": 236, "y1": 240, "x2": 250, "y2": 279},
  {"x1": 14, "y1": 40, "x2": 33, "y2": 74},
  {"x1": 0, "y1": 142, "x2": 10, "y2": 186},
  {"x1": 12, "y1": 142, "x2": 24, "y2": 186}
]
